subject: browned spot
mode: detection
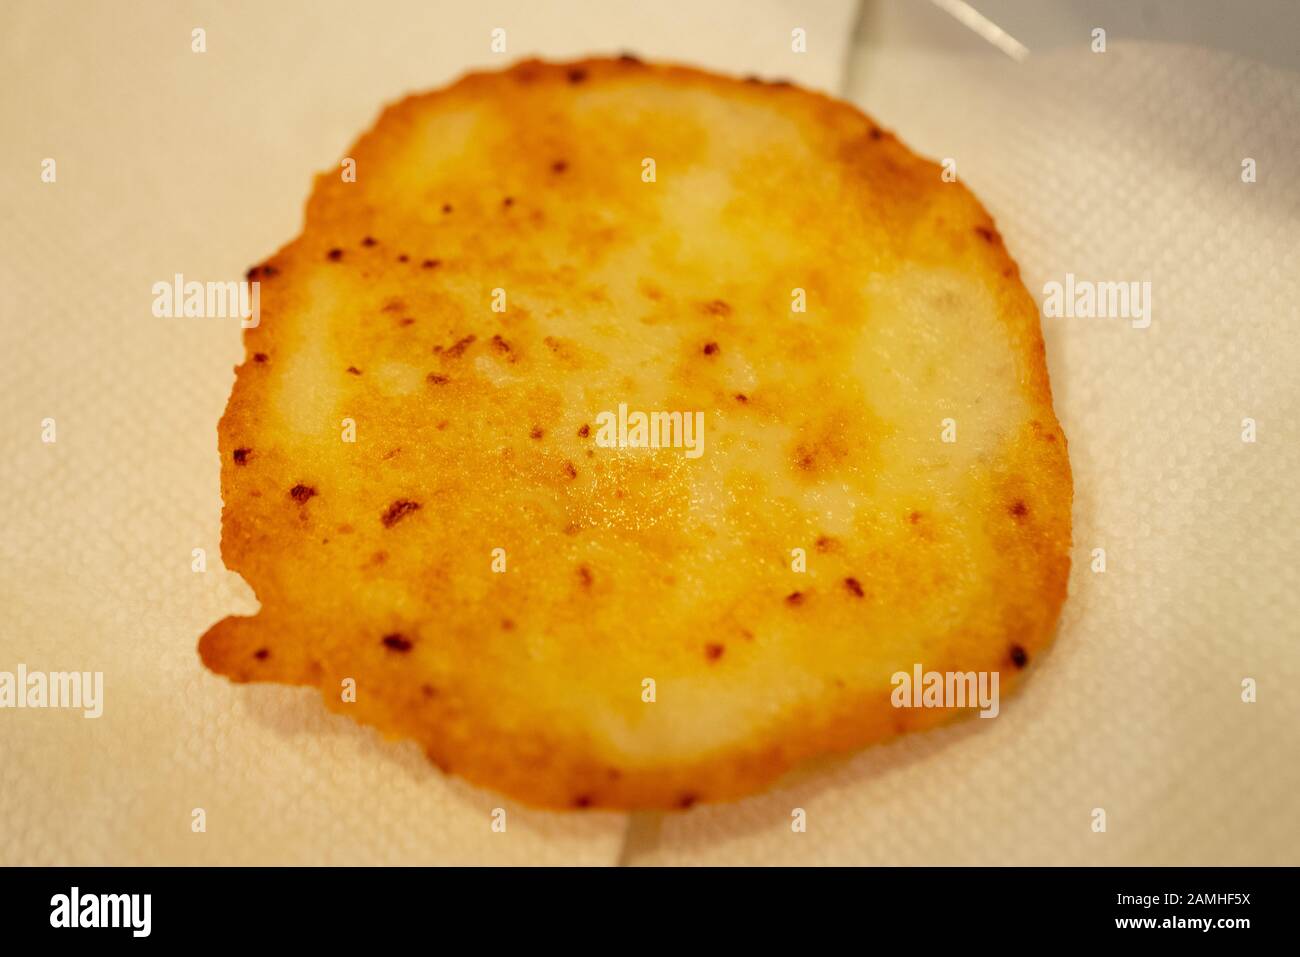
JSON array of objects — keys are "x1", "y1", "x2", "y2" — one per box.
[
  {"x1": 530, "y1": 426, "x2": 544, "y2": 439},
  {"x1": 490, "y1": 334, "x2": 512, "y2": 356},
  {"x1": 843, "y1": 577, "x2": 864, "y2": 597},
  {"x1": 551, "y1": 159, "x2": 568, "y2": 173},
  {"x1": 705, "y1": 643, "x2": 725, "y2": 662},
  {"x1": 975, "y1": 226, "x2": 997, "y2": 244},
  {"x1": 815, "y1": 535, "x2": 836, "y2": 552},
  {"x1": 233, "y1": 447, "x2": 251, "y2": 465},
  {"x1": 909, "y1": 511, "x2": 923, "y2": 524},
  {"x1": 500, "y1": 618, "x2": 515, "y2": 631},
  {"x1": 382, "y1": 448, "x2": 401, "y2": 460},
  {"x1": 677, "y1": 793, "x2": 699, "y2": 809},
  {"x1": 422, "y1": 258, "x2": 441, "y2": 269},
  {"x1": 427, "y1": 373, "x2": 449, "y2": 384},
  {"x1": 381, "y1": 499, "x2": 421, "y2": 528},
  {"x1": 703, "y1": 299, "x2": 731, "y2": 317},
  {"x1": 361, "y1": 236, "x2": 377, "y2": 247},
  {"x1": 437, "y1": 334, "x2": 476, "y2": 357},
  {"x1": 382, "y1": 633, "x2": 413, "y2": 652},
  {"x1": 564, "y1": 460, "x2": 578, "y2": 479},
  {"x1": 785, "y1": 591, "x2": 805, "y2": 607},
  {"x1": 618, "y1": 52, "x2": 641, "y2": 64},
  {"x1": 253, "y1": 648, "x2": 269, "y2": 660},
  {"x1": 1009, "y1": 499, "x2": 1029, "y2": 520},
  {"x1": 289, "y1": 484, "x2": 316, "y2": 504},
  {"x1": 1010, "y1": 644, "x2": 1029, "y2": 669},
  {"x1": 566, "y1": 67, "x2": 588, "y2": 84},
  {"x1": 398, "y1": 254, "x2": 409, "y2": 263},
  {"x1": 327, "y1": 248, "x2": 343, "y2": 261},
  {"x1": 399, "y1": 317, "x2": 415, "y2": 327},
  {"x1": 702, "y1": 341, "x2": 719, "y2": 356},
  {"x1": 578, "y1": 423, "x2": 590, "y2": 438},
  {"x1": 869, "y1": 126, "x2": 883, "y2": 141},
  {"x1": 441, "y1": 203, "x2": 453, "y2": 214},
  {"x1": 502, "y1": 196, "x2": 514, "y2": 208},
  {"x1": 420, "y1": 684, "x2": 438, "y2": 698},
  {"x1": 346, "y1": 366, "x2": 361, "y2": 375},
  {"x1": 577, "y1": 565, "x2": 593, "y2": 589},
  {"x1": 572, "y1": 794, "x2": 593, "y2": 809},
  {"x1": 382, "y1": 299, "x2": 405, "y2": 314},
  {"x1": 253, "y1": 352, "x2": 268, "y2": 363},
  {"x1": 734, "y1": 393, "x2": 748, "y2": 403}
]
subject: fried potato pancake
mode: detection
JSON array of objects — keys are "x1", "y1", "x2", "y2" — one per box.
[{"x1": 200, "y1": 57, "x2": 1072, "y2": 810}]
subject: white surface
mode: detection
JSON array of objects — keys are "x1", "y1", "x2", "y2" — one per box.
[{"x1": 640, "y1": 37, "x2": 1300, "y2": 864}]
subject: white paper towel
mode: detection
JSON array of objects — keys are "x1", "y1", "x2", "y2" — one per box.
[
  {"x1": 0, "y1": 0, "x2": 858, "y2": 865},
  {"x1": 635, "y1": 36, "x2": 1300, "y2": 865}
]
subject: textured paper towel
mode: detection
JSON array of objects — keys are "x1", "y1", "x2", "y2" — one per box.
[
  {"x1": 0, "y1": 0, "x2": 857, "y2": 865},
  {"x1": 637, "y1": 39, "x2": 1300, "y2": 865}
]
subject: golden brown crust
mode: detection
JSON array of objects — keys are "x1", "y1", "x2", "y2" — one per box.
[{"x1": 200, "y1": 57, "x2": 1072, "y2": 810}]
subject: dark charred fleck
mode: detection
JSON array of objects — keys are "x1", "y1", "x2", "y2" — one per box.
[
  {"x1": 578, "y1": 423, "x2": 590, "y2": 438},
  {"x1": 382, "y1": 633, "x2": 413, "y2": 652},
  {"x1": 362, "y1": 236, "x2": 377, "y2": 247},
  {"x1": 734, "y1": 393, "x2": 748, "y2": 403},
  {"x1": 253, "y1": 352, "x2": 268, "y2": 363},
  {"x1": 567, "y1": 67, "x2": 588, "y2": 84},
  {"x1": 289, "y1": 484, "x2": 316, "y2": 503},
  {"x1": 490, "y1": 334, "x2": 511, "y2": 354},
  {"x1": 441, "y1": 203, "x2": 453, "y2": 214},
  {"x1": 327, "y1": 248, "x2": 344, "y2": 261},
  {"x1": 422, "y1": 258, "x2": 441, "y2": 269},
  {"x1": 1010, "y1": 644, "x2": 1029, "y2": 668},
  {"x1": 618, "y1": 52, "x2": 642, "y2": 64},
  {"x1": 253, "y1": 648, "x2": 270, "y2": 660},
  {"x1": 381, "y1": 499, "x2": 421, "y2": 528},
  {"x1": 573, "y1": 794, "x2": 593, "y2": 808},
  {"x1": 703, "y1": 341, "x2": 719, "y2": 356},
  {"x1": 438, "y1": 333, "x2": 475, "y2": 357},
  {"x1": 502, "y1": 196, "x2": 514, "y2": 208},
  {"x1": 398, "y1": 254, "x2": 409, "y2": 263},
  {"x1": 975, "y1": 226, "x2": 997, "y2": 244},
  {"x1": 705, "y1": 643, "x2": 725, "y2": 662},
  {"x1": 1009, "y1": 499, "x2": 1029, "y2": 519},
  {"x1": 233, "y1": 447, "x2": 251, "y2": 465},
  {"x1": 815, "y1": 535, "x2": 835, "y2": 552},
  {"x1": 785, "y1": 591, "x2": 805, "y2": 607},
  {"x1": 844, "y1": 577, "x2": 864, "y2": 597},
  {"x1": 677, "y1": 793, "x2": 699, "y2": 809},
  {"x1": 869, "y1": 127, "x2": 883, "y2": 141},
  {"x1": 346, "y1": 366, "x2": 362, "y2": 375},
  {"x1": 577, "y1": 565, "x2": 593, "y2": 588},
  {"x1": 551, "y1": 159, "x2": 568, "y2": 173}
]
